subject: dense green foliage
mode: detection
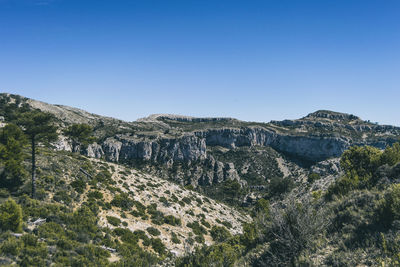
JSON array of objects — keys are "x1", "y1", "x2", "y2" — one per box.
[
  {"x1": 0, "y1": 198, "x2": 22, "y2": 232},
  {"x1": 381, "y1": 143, "x2": 400, "y2": 166},
  {"x1": 327, "y1": 144, "x2": 400, "y2": 199},
  {"x1": 210, "y1": 225, "x2": 231, "y2": 242},
  {"x1": 0, "y1": 124, "x2": 27, "y2": 189},
  {"x1": 0, "y1": 194, "x2": 162, "y2": 266},
  {"x1": 178, "y1": 143, "x2": 400, "y2": 266},
  {"x1": 16, "y1": 110, "x2": 58, "y2": 198}
]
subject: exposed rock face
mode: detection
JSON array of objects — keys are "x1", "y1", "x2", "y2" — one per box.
[
  {"x1": 99, "y1": 134, "x2": 207, "y2": 164},
  {"x1": 80, "y1": 126, "x2": 352, "y2": 187},
  {"x1": 195, "y1": 127, "x2": 275, "y2": 148},
  {"x1": 195, "y1": 127, "x2": 350, "y2": 162},
  {"x1": 86, "y1": 143, "x2": 104, "y2": 159},
  {"x1": 196, "y1": 155, "x2": 241, "y2": 186},
  {"x1": 84, "y1": 125, "x2": 350, "y2": 181},
  {"x1": 271, "y1": 135, "x2": 350, "y2": 162},
  {"x1": 53, "y1": 136, "x2": 72, "y2": 152},
  {"x1": 84, "y1": 135, "x2": 243, "y2": 186},
  {"x1": 85, "y1": 134, "x2": 207, "y2": 164}
]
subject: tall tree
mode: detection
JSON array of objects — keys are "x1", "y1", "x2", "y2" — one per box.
[
  {"x1": 63, "y1": 123, "x2": 95, "y2": 152},
  {"x1": 0, "y1": 123, "x2": 27, "y2": 189},
  {"x1": 17, "y1": 110, "x2": 58, "y2": 198}
]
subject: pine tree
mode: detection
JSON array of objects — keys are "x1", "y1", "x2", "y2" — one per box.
[
  {"x1": 0, "y1": 123, "x2": 27, "y2": 189},
  {"x1": 17, "y1": 110, "x2": 58, "y2": 198},
  {"x1": 64, "y1": 123, "x2": 95, "y2": 152}
]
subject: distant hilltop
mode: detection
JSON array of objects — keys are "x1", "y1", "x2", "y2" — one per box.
[
  {"x1": 137, "y1": 114, "x2": 236, "y2": 123},
  {"x1": 1, "y1": 93, "x2": 399, "y2": 166}
]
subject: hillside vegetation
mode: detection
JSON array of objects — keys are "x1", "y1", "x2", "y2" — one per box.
[
  {"x1": 0, "y1": 94, "x2": 249, "y2": 265},
  {"x1": 178, "y1": 143, "x2": 400, "y2": 266},
  {"x1": 1, "y1": 93, "x2": 400, "y2": 266}
]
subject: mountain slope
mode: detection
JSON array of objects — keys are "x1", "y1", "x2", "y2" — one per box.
[
  {"x1": 2, "y1": 93, "x2": 399, "y2": 207},
  {"x1": 1, "y1": 93, "x2": 400, "y2": 266},
  {"x1": 2, "y1": 93, "x2": 399, "y2": 208}
]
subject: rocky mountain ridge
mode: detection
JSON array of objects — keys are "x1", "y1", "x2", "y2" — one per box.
[{"x1": 1, "y1": 93, "x2": 399, "y2": 193}]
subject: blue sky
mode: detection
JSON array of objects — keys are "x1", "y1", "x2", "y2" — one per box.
[{"x1": 0, "y1": 0, "x2": 399, "y2": 125}]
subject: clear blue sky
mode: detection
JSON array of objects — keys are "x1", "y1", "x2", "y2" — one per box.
[{"x1": 0, "y1": 0, "x2": 399, "y2": 125}]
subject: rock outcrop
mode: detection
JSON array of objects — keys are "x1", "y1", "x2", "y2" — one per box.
[
  {"x1": 3, "y1": 93, "x2": 399, "y2": 188},
  {"x1": 92, "y1": 133, "x2": 207, "y2": 164},
  {"x1": 195, "y1": 127, "x2": 350, "y2": 162}
]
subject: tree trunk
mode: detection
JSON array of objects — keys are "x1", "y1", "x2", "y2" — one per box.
[{"x1": 31, "y1": 137, "x2": 36, "y2": 199}]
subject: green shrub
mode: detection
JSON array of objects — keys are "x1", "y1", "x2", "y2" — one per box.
[
  {"x1": 53, "y1": 190, "x2": 72, "y2": 204},
  {"x1": 176, "y1": 241, "x2": 241, "y2": 266},
  {"x1": 171, "y1": 232, "x2": 181, "y2": 244},
  {"x1": 130, "y1": 201, "x2": 146, "y2": 218},
  {"x1": 0, "y1": 236, "x2": 22, "y2": 255},
  {"x1": 37, "y1": 222, "x2": 65, "y2": 240},
  {"x1": 185, "y1": 184, "x2": 194, "y2": 190},
  {"x1": 326, "y1": 170, "x2": 361, "y2": 199},
  {"x1": 222, "y1": 179, "x2": 242, "y2": 199},
  {"x1": 254, "y1": 198, "x2": 270, "y2": 217},
  {"x1": 341, "y1": 145, "x2": 382, "y2": 178},
  {"x1": 164, "y1": 215, "x2": 181, "y2": 226},
  {"x1": 381, "y1": 143, "x2": 400, "y2": 166},
  {"x1": 221, "y1": 220, "x2": 232, "y2": 229},
  {"x1": 379, "y1": 184, "x2": 400, "y2": 227},
  {"x1": 311, "y1": 190, "x2": 323, "y2": 201},
  {"x1": 201, "y1": 218, "x2": 211, "y2": 228},
  {"x1": 19, "y1": 235, "x2": 48, "y2": 266},
  {"x1": 159, "y1": 196, "x2": 168, "y2": 205},
  {"x1": 0, "y1": 189, "x2": 10, "y2": 198},
  {"x1": 187, "y1": 221, "x2": 207, "y2": 236},
  {"x1": 95, "y1": 170, "x2": 113, "y2": 184},
  {"x1": 35, "y1": 188, "x2": 47, "y2": 201},
  {"x1": 70, "y1": 179, "x2": 86, "y2": 194},
  {"x1": 70, "y1": 206, "x2": 98, "y2": 236},
  {"x1": 194, "y1": 234, "x2": 205, "y2": 243},
  {"x1": 195, "y1": 197, "x2": 203, "y2": 205},
  {"x1": 57, "y1": 237, "x2": 74, "y2": 250},
  {"x1": 146, "y1": 203, "x2": 157, "y2": 214},
  {"x1": 87, "y1": 190, "x2": 103, "y2": 200},
  {"x1": 114, "y1": 228, "x2": 139, "y2": 245},
  {"x1": 151, "y1": 238, "x2": 166, "y2": 255},
  {"x1": 182, "y1": 197, "x2": 191, "y2": 204},
  {"x1": 0, "y1": 198, "x2": 23, "y2": 232},
  {"x1": 146, "y1": 227, "x2": 161, "y2": 236},
  {"x1": 133, "y1": 230, "x2": 150, "y2": 245},
  {"x1": 22, "y1": 233, "x2": 38, "y2": 246},
  {"x1": 170, "y1": 194, "x2": 179, "y2": 202},
  {"x1": 387, "y1": 184, "x2": 400, "y2": 221},
  {"x1": 111, "y1": 193, "x2": 133, "y2": 210},
  {"x1": 210, "y1": 225, "x2": 231, "y2": 242},
  {"x1": 106, "y1": 216, "x2": 121, "y2": 226},
  {"x1": 267, "y1": 176, "x2": 294, "y2": 198},
  {"x1": 240, "y1": 223, "x2": 257, "y2": 248},
  {"x1": 150, "y1": 211, "x2": 165, "y2": 225}
]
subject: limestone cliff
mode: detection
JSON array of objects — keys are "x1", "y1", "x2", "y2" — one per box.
[{"x1": 2, "y1": 93, "x2": 399, "y2": 189}]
